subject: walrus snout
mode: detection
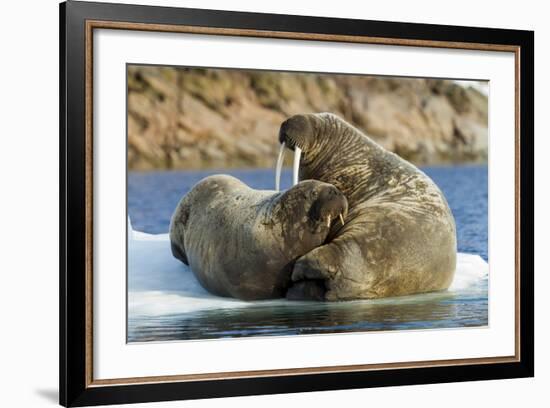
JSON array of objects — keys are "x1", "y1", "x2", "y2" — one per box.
[
  {"x1": 275, "y1": 115, "x2": 318, "y2": 191},
  {"x1": 278, "y1": 114, "x2": 314, "y2": 150},
  {"x1": 309, "y1": 186, "x2": 348, "y2": 228}
]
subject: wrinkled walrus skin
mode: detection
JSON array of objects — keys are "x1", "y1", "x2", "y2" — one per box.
[
  {"x1": 169, "y1": 175, "x2": 348, "y2": 301},
  {"x1": 278, "y1": 113, "x2": 457, "y2": 301}
]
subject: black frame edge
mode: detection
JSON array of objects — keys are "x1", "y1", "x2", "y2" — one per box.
[
  {"x1": 71, "y1": 362, "x2": 533, "y2": 407},
  {"x1": 59, "y1": 1, "x2": 67, "y2": 406},
  {"x1": 60, "y1": 1, "x2": 535, "y2": 406},
  {"x1": 519, "y1": 29, "x2": 535, "y2": 378},
  {"x1": 71, "y1": 0, "x2": 530, "y2": 44},
  {"x1": 62, "y1": 0, "x2": 89, "y2": 405}
]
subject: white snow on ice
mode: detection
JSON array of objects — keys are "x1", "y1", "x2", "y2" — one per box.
[{"x1": 128, "y1": 220, "x2": 488, "y2": 317}]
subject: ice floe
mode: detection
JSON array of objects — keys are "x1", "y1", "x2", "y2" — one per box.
[{"x1": 128, "y1": 221, "x2": 488, "y2": 317}]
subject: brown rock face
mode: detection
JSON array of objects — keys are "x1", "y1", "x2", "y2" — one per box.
[{"x1": 127, "y1": 66, "x2": 488, "y2": 170}]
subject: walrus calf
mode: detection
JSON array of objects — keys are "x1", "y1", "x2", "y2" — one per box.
[
  {"x1": 169, "y1": 175, "x2": 348, "y2": 300},
  {"x1": 276, "y1": 113, "x2": 457, "y2": 301}
]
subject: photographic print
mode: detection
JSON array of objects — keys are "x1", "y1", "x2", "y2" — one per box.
[
  {"x1": 126, "y1": 65, "x2": 489, "y2": 342},
  {"x1": 60, "y1": 3, "x2": 533, "y2": 404}
]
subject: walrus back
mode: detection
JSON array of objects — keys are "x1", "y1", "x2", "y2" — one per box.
[
  {"x1": 170, "y1": 175, "x2": 283, "y2": 299},
  {"x1": 291, "y1": 113, "x2": 457, "y2": 300}
]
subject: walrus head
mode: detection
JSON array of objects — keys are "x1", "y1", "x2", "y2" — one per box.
[
  {"x1": 275, "y1": 113, "x2": 340, "y2": 192},
  {"x1": 278, "y1": 113, "x2": 318, "y2": 151},
  {"x1": 307, "y1": 183, "x2": 348, "y2": 229},
  {"x1": 277, "y1": 180, "x2": 348, "y2": 235}
]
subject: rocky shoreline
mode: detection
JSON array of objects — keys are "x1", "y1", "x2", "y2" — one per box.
[{"x1": 127, "y1": 66, "x2": 488, "y2": 170}]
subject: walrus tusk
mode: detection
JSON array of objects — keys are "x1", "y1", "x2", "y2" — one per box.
[
  {"x1": 327, "y1": 214, "x2": 331, "y2": 227},
  {"x1": 275, "y1": 143, "x2": 300, "y2": 190},
  {"x1": 339, "y1": 213, "x2": 345, "y2": 226},
  {"x1": 275, "y1": 142, "x2": 286, "y2": 191},
  {"x1": 292, "y1": 146, "x2": 302, "y2": 186}
]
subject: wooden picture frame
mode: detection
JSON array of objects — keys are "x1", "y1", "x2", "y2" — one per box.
[{"x1": 60, "y1": 1, "x2": 534, "y2": 406}]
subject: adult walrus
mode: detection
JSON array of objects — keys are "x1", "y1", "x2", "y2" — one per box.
[
  {"x1": 169, "y1": 175, "x2": 348, "y2": 300},
  {"x1": 276, "y1": 113, "x2": 457, "y2": 301}
]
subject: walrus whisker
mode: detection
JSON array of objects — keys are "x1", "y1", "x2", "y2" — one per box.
[
  {"x1": 339, "y1": 213, "x2": 345, "y2": 226},
  {"x1": 275, "y1": 142, "x2": 286, "y2": 191},
  {"x1": 292, "y1": 146, "x2": 302, "y2": 186}
]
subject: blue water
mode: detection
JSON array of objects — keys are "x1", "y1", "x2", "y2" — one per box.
[{"x1": 127, "y1": 165, "x2": 488, "y2": 341}]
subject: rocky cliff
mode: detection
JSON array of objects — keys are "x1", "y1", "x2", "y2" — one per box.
[{"x1": 127, "y1": 66, "x2": 488, "y2": 170}]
